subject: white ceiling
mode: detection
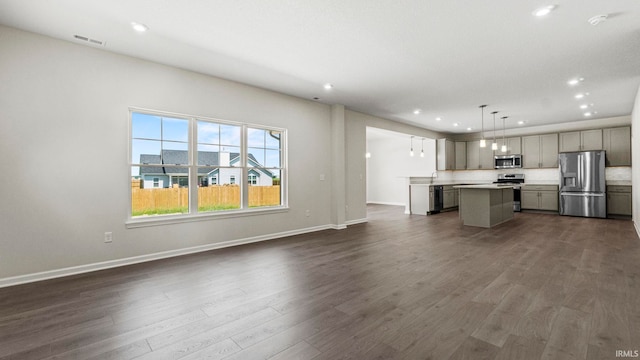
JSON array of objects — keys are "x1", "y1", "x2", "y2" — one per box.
[{"x1": 1, "y1": 0, "x2": 639, "y2": 134}]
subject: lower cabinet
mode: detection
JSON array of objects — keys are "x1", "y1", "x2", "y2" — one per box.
[
  {"x1": 521, "y1": 185, "x2": 559, "y2": 211},
  {"x1": 443, "y1": 185, "x2": 458, "y2": 209},
  {"x1": 607, "y1": 185, "x2": 632, "y2": 216}
]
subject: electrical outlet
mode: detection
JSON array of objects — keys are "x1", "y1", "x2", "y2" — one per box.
[{"x1": 104, "y1": 232, "x2": 113, "y2": 243}]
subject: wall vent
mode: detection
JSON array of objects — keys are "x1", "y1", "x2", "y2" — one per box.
[{"x1": 73, "y1": 34, "x2": 106, "y2": 47}]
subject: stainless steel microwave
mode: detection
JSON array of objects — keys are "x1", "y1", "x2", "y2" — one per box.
[{"x1": 494, "y1": 154, "x2": 522, "y2": 169}]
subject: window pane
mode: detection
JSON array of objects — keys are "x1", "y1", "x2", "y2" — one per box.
[
  {"x1": 220, "y1": 124, "x2": 241, "y2": 146},
  {"x1": 162, "y1": 117, "x2": 189, "y2": 142},
  {"x1": 197, "y1": 145, "x2": 219, "y2": 166},
  {"x1": 248, "y1": 169, "x2": 281, "y2": 208},
  {"x1": 132, "y1": 112, "x2": 161, "y2": 139},
  {"x1": 133, "y1": 139, "x2": 161, "y2": 164},
  {"x1": 247, "y1": 148, "x2": 265, "y2": 167},
  {"x1": 197, "y1": 121, "x2": 219, "y2": 144},
  {"x1": 265, "y1": 130, "x2": 281, "y2": 149},
  {"x1": 247, "y1": 128, "x2": 265, "y2": 147},
  {"x1": 265, "y1": 149, "x2": 281, "y2": 168},
  {"x1": 160, "y1": 145, "x2": 189, "y2": 165},
  {"x1": 197, "y1": 166, "x2": 241, "y2": 212},
  {"x1": 221, "y1": 146, "x2": 241, "y2": 166},
  {"x1": 132, "y1": 166, "x2": 189, "y2": 217}
]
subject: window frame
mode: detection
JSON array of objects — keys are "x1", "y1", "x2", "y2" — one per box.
[{"x1": 127, "y1": 107, "x2": 288, "y2": 228}]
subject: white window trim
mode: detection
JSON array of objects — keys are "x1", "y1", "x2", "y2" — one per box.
[{"x1": 127, "y1": 107, "x2": 288, "y2": 227}]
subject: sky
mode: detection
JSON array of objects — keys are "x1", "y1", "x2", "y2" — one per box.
[{"x1": 131, "y1": 112, "x2": 281, "y2": 177}]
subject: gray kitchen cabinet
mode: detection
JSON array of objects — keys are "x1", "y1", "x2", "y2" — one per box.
[
  {"x1": 455, "y1": 141, "x2": 467, "y2": 170},
  {"x1": 443, "y1": 185, "x2": 456, "y2": 209},
  {"x1": 507, "y1": 137, "x2": 521, "y2": 154},
  {"x1": 603, "y1": 126, "x2": 631, "y2": 166},
  {"x1": 479, "y1": 142, "x2": 494, "y2": 169},
  {"x1": 466, "y1": 140, "x2": 480, "y2": 169},
  {"x1": 522, "y1": 133, "x2": 558, "y2": 168},
  {"x1": 521, "y1": 184, "x2": 558, "y2": 211},
  {"x1": 437, "y1": 138, "x2": 455, "y2": 170},
  {"x1": 607, "y1": 185, "x2": 632, "y2": 216},
  {"x1": 559, "y1": 129, "x2": 602, "y2": 152}
]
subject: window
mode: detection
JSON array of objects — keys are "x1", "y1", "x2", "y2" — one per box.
[
  {"x1": 130, "y1": 109, "x2": 286, "y2": 220},
  {"x1": 248, "y1": 174, "x2": 257, "y2": 185}
]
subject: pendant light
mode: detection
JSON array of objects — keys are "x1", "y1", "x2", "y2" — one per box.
[
  {"x1": 409, "y1": 136, "x2": 414, "y2": 157},
  {"x1": 491, "y1": 111, "x2": 499, "y2": 150},
  {"x1": 501, "y1": 116, "x2": 508, "y2": 153},
  {"x1": 420, "y1": 138, "x2": 425, "y2": 157},
  {"x1": 479, "y1": 105, "x2": 487, "y2": 147}
]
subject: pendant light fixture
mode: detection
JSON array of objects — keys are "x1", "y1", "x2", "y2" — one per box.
[
  {"x1": 501, "y1": 116, "x2": 508, "y2": 153},
  {"x1": 491, "y1": 111, "x2": 499, "y2": 150},
  {"x1": 409, "y1": 136, "x2": 414, "y2": 157},
  {"x1": 479, "y1": 105, "x2": 487, "y2": 147},
  {"x1": 420, "y1": 138, "x2": 425, "y2": 157}
]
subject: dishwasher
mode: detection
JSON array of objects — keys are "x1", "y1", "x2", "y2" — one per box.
[{"x1": 429, "y1": 185, "x2": 444, "y2": 214}]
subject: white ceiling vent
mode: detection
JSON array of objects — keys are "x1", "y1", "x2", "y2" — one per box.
[{"x1": 73, "y1": 34, "x2": 106, "y2": 47}]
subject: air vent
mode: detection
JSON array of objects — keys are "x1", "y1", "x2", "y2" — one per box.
[{"x1": 73, "y1": 34, "x2": 106, "y2": 47}]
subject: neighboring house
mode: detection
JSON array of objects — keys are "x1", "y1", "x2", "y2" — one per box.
[{"x1": 139, "y1": 150, "x2": 274, "y2": 188}]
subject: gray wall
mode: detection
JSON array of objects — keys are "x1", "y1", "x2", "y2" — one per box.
[
  {"x1": 0, "y1": 26, "x2": 337, "y2": 281},
  {"x1": 632, "y1": 85, "x2": 640, "y2": 234}
]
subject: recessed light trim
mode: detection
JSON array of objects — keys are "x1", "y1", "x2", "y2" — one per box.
[
  {"x1": 435, "y1": 117, "x2": 441, "y2": 121},
  {"x1": 533, "y1": 5, "x2": 556, "y2": 17},
  {"x1": 588, "y1": 14, "x2": 608, "y2": 26},
  {"x1": 453, "y1": 123, "x2": 459, "y2": 127},
  {"x1": 467, "y1": 127, "x2": 472, "y2": 131},
  {"x1": 413, "y1": 109, "x2": 421, "y2": 115},
  {"x1": 518, "y1": 120, "x2": 525, "y2": 125},
  {"x1": 131, "y1": 22, "x2": 149, "y2": 32},
  {"x1": 323, "y1": 83, "x2": 333, "y2": 90},
  {"x1": 567, "y1": 77, "x2": 584, "y2": 86},
  {"x1": 574, "y1": 92, "x2": 589, "y2": 99},
  {"x1": 584, "y1": 112, "x2": 592, "y2": 117}
]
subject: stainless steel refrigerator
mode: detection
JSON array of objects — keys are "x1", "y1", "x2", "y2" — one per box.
[{"x1": 559, "y1": 150, "x2": 606, "y2": 218}]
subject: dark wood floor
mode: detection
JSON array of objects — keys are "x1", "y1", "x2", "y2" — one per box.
[{"x1": 1, "y1": 205, "x2": 639, "y2": 360}]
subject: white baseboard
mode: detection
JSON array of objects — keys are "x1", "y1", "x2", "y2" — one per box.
[
  {"x1": 634, "y1": 220, "x2": 640, "y2": 240},
  {"x1": 345, "y1": 218, "x2": 368, "y2": 226},
  {"x1": 0, "y1": 224, "x2": 333, "y2": 289},
  {"x1": 366, "y1": 201, "x2": 405, "y2": 206}
]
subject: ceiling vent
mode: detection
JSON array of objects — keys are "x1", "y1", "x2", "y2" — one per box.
[{"x1": 73, "y1": 34, "x2": 106, "y2": 47}]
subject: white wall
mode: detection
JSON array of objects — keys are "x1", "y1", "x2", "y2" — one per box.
[
  {"x1": 0, "y1": 26, "x2": 334, "y2": 281},
  {"x1": 366, "y1": 136, "x2": 436, "y2": 205}
]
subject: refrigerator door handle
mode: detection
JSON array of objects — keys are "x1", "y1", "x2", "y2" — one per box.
[{"x1": 560, "y1": 192, "x2": 605, "y2": 197}]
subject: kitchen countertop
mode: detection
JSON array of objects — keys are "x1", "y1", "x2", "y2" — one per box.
[
  {"x1": 453, "y1": 184, "x2": 516, "y2": 189},
  {"x1": 606, "y1": 181, "x2": 632, "y2": 186}
]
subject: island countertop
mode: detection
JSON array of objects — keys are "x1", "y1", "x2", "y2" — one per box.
[{"x1": 453, "y1": 184, "x2": 515, "y2": 190}]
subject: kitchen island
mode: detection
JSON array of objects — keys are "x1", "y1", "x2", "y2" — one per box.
[{"x1": 454, "y1": 184, "x2": 514, "y2": 228}]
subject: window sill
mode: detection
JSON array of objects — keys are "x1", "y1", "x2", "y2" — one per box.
[{"x1": 125, "y1": 206, "x2": 290, "y2": 229}]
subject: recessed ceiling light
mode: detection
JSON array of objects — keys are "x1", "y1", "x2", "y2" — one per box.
[
  {"x1": 580, "y1": 104, "x2": 588, "y2": 109},
  {"x1": 574, "y1": 92, "x2": 589, "y2": 99},
  {"x1": 584, "y1": 112, "x2": 592, "y2": 117},
  {"x1": 567, "y1": 77, "x2": 584, "y2": 86},
  {"x1": 453, "y1": 123, "x2": 459, "y2": 127},
  {"x1": 131, "y1": 22, "x2": 149, "y2": 32},
  {"x1": 532, "y1": 5, "x2": 556, "y2": 17},
  {"x1": 323, "y1": 83, "x2": 333, "y2": 90},
  {"x1": 467, "y1": 127, "x2": 472, "y2": 131},
  {"x1": 518, "y1": 120, "x2": 525, "y2": 125},
  {"x1": 413, "y1": 109, "x2": 421, "y2": 115},
  {"x1": 435, "y1": 117, "x2": 442, "y2": 121},
  {"x1": 588, "y1": 14, "x2": 608, "y2": 26}
]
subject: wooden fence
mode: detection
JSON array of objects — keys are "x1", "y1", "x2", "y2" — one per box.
[{"x1": 131, "y1": 185, "x2": 281, "y2": 215}]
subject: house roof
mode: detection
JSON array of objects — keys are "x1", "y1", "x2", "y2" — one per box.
[{"x1": 139, "y1": 150, "x2": 272, "y2": 177}]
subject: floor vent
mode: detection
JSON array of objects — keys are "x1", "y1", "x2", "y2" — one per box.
[{"x1": 73, "y1": 34, "x2": 106, "y2": 47}]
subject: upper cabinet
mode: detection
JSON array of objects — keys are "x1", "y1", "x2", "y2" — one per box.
[
  {"x1": 466, "y1": 140, "x2": 493, "y2": 170},
  {"x1": 559, "y1": 129, "x2": 602, "y2": 152},
  {"x1": 506, "y1": 137, "x2": 522, "y2": 155},
  {"x1": 436, "y1": 138, "x2": 455, "y2": 170},
  {"x1": 455, "y1": 141, "x2": 467, "y2": 170},
  {"x1": 522, "y1": 133, "x2": 558, "y2": 168},
  {"x1": 603, "y1": 126, "x2": 631, "y2": 166}
]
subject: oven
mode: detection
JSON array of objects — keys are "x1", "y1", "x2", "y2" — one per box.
[{"x1": 494, "y1": 174, "x2": 524, "y2": 212}]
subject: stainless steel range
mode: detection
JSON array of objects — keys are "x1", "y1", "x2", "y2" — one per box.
[{"x1": 494, "y1": 174, "x2": 524, "y2": 212}]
